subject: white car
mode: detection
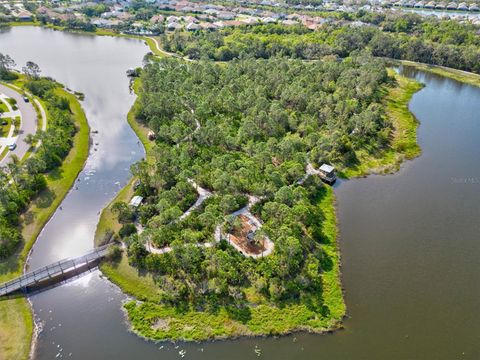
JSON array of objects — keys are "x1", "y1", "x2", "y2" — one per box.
[{"x1": 8, "y1": 143, "x2": 16, "y2": 151}]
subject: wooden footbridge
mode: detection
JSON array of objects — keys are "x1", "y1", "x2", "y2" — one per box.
[{"x1": 0, "y1": 245, "x2": 111, "y2": 297}]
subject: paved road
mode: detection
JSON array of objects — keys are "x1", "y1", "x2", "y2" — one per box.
[{"x1": 0, "y1": 83, "x2": 37, "y2": 165}]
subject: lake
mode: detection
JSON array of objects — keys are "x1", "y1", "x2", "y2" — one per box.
[{"x1": 1, "y1": 26, "x2": 480, "y2": 360}]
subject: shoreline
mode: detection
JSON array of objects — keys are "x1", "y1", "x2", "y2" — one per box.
[
  {"x1": 337, "y1": 70, "x2": 424, "y2": 179},
  {"x1": 0, "y1": 83, "x2": 89, "y2": 360},
  {"x1": 391, "y1": 59, "x2": 480, "y2": 88}
]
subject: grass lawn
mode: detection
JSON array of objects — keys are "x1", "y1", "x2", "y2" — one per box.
[
  {"x1": 0, "y1": 101, "x2": 8, "y2": 113},
  {"x1": 0, "y1": 146, "x2": 9, "y2": 161},
  {"x1": 0, "y1": 117, "x2": 13, "y2": 137},
  {"x1": 0, "y1": 86, "x2": 89, "y2": 360},
  {"x1": 338, "y1": 70, "x2": 423, "y2": 178}
]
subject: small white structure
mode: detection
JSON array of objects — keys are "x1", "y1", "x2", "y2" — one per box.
[
  {"x1": 319, "y1": 164, "x2": 336, "y2": 184},
  {"x1": 129, "y1": 195, "x2": 143, "y2": 208}
]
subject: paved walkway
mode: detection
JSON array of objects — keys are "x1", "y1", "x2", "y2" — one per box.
[
  {"x1": 179, "y1": 179, "x2": 212, "y2": 220},
  {"x1": 144, "y1": 186, "x2": 275, "y2": 258},
  {"x1": 297, "y1": 162, "x2": 320, "y2": 185},
  {"x1": 147, "y1": 37, "x2": 193, "y2": 62},
  {"x1": 0, "y1": 84, "x2": 38, "y2": 165},
  {"x1": 216, "y1": 195, "x2": 275, "y2": 258}
]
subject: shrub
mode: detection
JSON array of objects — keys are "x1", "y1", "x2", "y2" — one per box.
[{"x1": 119, "y1": 223, "x2": 137, "y2": 239}]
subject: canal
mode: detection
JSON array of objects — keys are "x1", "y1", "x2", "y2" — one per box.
[{"x1": 1, "y1": 26, "x2": 480, "y2": 359}]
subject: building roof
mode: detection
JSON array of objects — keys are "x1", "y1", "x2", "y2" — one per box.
[
  {"x1": 319, "y1": 164, "x2": 335, "y2": 173},
  {"x1": 186, "y1": 22, "x2": 202, "y2": 30},
  {"x1": 129, "y1": 195, "x2": 143, "y2": 207}
]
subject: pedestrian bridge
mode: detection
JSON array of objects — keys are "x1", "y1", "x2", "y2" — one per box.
[{"x1": 0, "y1": 245, "x2": 111, "y2": 297}]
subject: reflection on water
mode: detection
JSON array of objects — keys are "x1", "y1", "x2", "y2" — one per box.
[{"x1": 1, "y1": 27, "x2": 480, "y2": 360}]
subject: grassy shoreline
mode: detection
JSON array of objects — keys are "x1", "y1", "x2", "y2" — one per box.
[
  {"x1": 94, "y1": 69, "x2": 421, "y2": 342},
  {"x1": 339, "y1": 70, "x2": 424, "y2": 178},
  {"x1": 0, "y1": 86, "x2": 89, "y2": 360},
  {"x1": 397, "y1": 60, "x2": 480, "y2": 88}
]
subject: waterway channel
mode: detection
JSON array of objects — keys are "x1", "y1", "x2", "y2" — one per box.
[{"x1": 1, "y1": 26, "x2": 480, "y2": 359}]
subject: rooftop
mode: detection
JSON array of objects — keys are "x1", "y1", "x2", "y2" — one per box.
[{"x1": 319, "y1": 164, "x2": 335, "y2": 173}]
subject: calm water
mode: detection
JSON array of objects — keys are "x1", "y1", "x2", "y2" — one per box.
[
  {"x1": 397, "y1": 8, "x2": 480, "y2": 20},
  {"x1": 1, "y1": 27, "x2": 480, "y2": 359}
]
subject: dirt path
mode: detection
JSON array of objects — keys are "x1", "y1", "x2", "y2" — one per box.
[{"x1": 147, "y1": 37, "x2": 193, "y2": 62}]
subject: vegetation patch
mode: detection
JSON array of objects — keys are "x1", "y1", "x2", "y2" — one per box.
[{"x1": 340, "y1": 70, "x2": 423, "y2": 177}]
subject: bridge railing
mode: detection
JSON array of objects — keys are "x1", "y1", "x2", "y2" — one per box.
[{"x1": 0, "y1": 244, "x2": 111, "y2": 297}]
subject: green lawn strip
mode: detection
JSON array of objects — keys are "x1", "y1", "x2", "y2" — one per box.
[
  {"x1": 144, "y1": 37, "x2": 167, "y2": 57},
  {"x1": 339, "y1": 70, "x2": 423, "y2": 178},
  {"x1": 126, "y1": 79, "x2": 153, "y2": 155},
  {"x1": 6, "y1": 21, "x2": 40, "y2": 27},
  {"x1": 100, "y1": 253, "x2": 161, "y2": 301},
  {"x1": 399, "y1": 60, "x2": 480, "y2": 88},
  {"x1": 0, "y1": 117, "x2": 13, "y2": 137},
  {"x1": 0, "y1": 87, "x2": 89, "y2": 360},
  {"x1": 0, "y1": 298, "x2": 33, "y2": 360},
  {"x1": 0, "y1": 146, "x2": 9, "y2": 161},
  {"x1": 316, "y1": 186, "x2": 345, "y2": 325},
  {"x1": 94, "y1": 178, "x2": 135, "y2": 247}
]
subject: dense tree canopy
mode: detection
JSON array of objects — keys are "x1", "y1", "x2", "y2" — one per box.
[
  {"x1": 120, "y1": 54, "x2": 391, "y2": 310},
  {"x1": 160, "y1": 14, "x2": 480, "y2": 74}
]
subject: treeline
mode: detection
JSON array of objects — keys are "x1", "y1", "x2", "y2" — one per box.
[
  {"x1": 119, "y1": 55, "x2": 390, "y2": 309},
  {"x1": 161, "y1": 13, "x2": 480, "y2": 73},
  {"x1": 0, "y1": 60, "x2": 77, "y2": 258},
  {"x1": 36, "y1": 15, "x2": 96, "y2": 32}
]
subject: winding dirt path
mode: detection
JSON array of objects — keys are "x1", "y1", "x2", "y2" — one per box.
[{"x1": 147, "y1": 37, "x2": 193, "y2": 62}]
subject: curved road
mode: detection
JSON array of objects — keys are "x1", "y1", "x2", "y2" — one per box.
[{"x1": 0, "y1": 83, "x2": 38, "y2": 164}]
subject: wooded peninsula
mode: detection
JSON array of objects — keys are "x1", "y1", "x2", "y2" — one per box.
[{"x1": 97, "y1": 52, "x2": 421, "y2": 340}]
